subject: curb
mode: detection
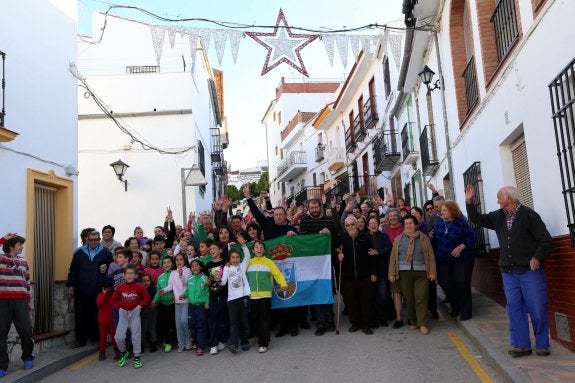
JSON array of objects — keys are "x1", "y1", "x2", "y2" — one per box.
[
  {"x1": 437, "y1": 298, "x2": 531, "y2": 383},
  {"x1": 6, "y1": 346, "x2": 97, "y2": 383}
]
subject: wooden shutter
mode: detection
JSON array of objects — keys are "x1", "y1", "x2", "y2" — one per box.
[{"x1": 511, "y1": 138, "x2": 534, "y2": 209}]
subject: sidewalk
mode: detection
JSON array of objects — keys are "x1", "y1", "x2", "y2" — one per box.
[
  {"x1": 4, "y1": 289, "x2": 575, "y2": 383},
  {"x1": 445, "y1": 289, "x2": 575, "y2": 383},
  {"x1": 3, "y1": 345, "x2": 96, "y2": 383}
]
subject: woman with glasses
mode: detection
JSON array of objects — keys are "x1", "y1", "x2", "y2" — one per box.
[
  {"x1": 336, "y1": 216, "x2": 377, "y2": 334},
  {"x1": 431, "y1": 200, "x2": 476, "y2": 321},
  {"x1": 389, "y1": 215, "x2": 437, "y2": 335}
]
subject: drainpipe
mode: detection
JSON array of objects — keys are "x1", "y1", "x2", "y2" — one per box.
[{"x1": 433, "y1": 30, "x2": 456, "y2": 198}]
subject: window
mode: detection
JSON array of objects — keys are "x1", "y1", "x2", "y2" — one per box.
[
  {"x1": 280, "y1": 149, "x2": 284, "y2": 160},
  {"x1": 549, "y1": 58, "x2": 575, "y2": 245},
  {"x1": 462, "y1": 162, "x2": 489, "y2": 256},
  {"x1": 275, "y1": 146, "x2": 278, "y2": 156},
  {"x1": 383, "y1": 56, "x2": 391, "y2": 98},
  {"x1": 511, "y1": 137, "x2": 534, "y2": 209},
  {"x1": 278, "y1": 112, "x2": 282, "y2": 124},
  {"x1": 126, "y1": 66, "x2": 159, "y2": 74},
  {"x1": 491, "y1": 0, "x2": 520, "y2": 63}
]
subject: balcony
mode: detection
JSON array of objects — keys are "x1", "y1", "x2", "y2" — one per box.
[
  {"x1": 462, "y1": 56, "x2": 479, "y2": 113},
  {"x1": 353, "y1": 114, "x2": 367, "y2": 143},
  {"x1": 277, "y1": 151, "x2": 307, "y2": 182},
  {"x1": 373, "y1": 130, "x2": 401, "y2": 173},
  {"x1": 213, "y1": 161, "x2": 227, "y2": 176},
  {"x1": 294, "y1": 186, "x2": 323, "y2": 205},
  {"x1": 327, "y1": 147, "x2": 345, "y2": 174},
  {"x1": 491, "y1": 0, "x2": 519, "y2": 63},
  {"x1": 345, "y1": 125, "x2": 356, "y2": 152},
  {"x1": 401, "y1": 122, "x2": 418, "y2": 165},
  {"x1": 363, "y1": 97, "x2": 379, "y2": 129},
  {"x1": 324, "y1": 174, "x2": 350, "y2": 202},
  {"x1": 126, "y1": 65, "x2": 160, "y2": 74},
  {"x1": 350, "y1": 174, "x2": 378, "y2": 197},
  {"x1": 210, "y1": 126, "x2": 222, "y2": 163},
  {"x1": 420, "y1": 124, "x2": 439, "y2": 176},
  {"x1": 280, "y1": 111, "x2": 316, "y2": 143},
  {"x1": 315, "y1": 145, "x2": 325, "y2": 162}
]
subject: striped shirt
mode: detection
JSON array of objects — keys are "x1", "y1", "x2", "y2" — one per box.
[{"x1": 0, "y1": 254, "x2": 31, "y2": 301}]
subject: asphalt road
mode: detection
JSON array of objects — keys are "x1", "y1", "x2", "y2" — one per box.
[{"x1": 38, "y1": 314, "x2": 505, "y2": 383}]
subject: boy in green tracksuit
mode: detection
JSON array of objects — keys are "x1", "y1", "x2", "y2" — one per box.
[
  {"x1": 246, "y1": 240, "x2": 287, "y2": 353},
  {"x1": 151, "y1": 257, "x2": 176, "y2": 352},
  {"x1": 181, "y1": 260, "x2": 209, "y2": 356}
]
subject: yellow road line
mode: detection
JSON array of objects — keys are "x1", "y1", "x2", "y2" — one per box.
[
  {"x1": 448, "y1": 331, "x2": 493, "y2": 383},
  {"x1": 68, "y1": 354, "x2": 97, "y2": 371}
]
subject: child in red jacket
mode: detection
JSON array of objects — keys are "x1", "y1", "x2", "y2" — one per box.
[
  {"x1": 96, "y1": 279, "x2": 119, "y2": 361},
  {"x1": 112, "y1": 265, "x2": 151, "y2": 369}
]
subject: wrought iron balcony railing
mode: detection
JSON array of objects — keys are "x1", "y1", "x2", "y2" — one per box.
[
  {"x1": 277, "y1": 151, "x2": 307, "y2": 179},
  {"x1": 363, "y1": 97, "x2": 379, "y2": 129},
  {"x1": 373, "y1": 129, "x2": 400, "y2": 173},
  {"x1": 420, "y1": 124, "x2": 439, "y2": 176},
  {"x1": 315, "y1": 146, "x2": 325, "y2": 162},
  {"x1": 462, "y1": 56, "x2": 479, "y2": 112},
  {"x1": 490, "y1": 0, "x2": 519, "y2": 63},
  {"x1": 401, "y1": 122, "x2": 418, "y2": 164}
]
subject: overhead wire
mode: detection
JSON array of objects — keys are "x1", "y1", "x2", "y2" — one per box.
[{"x1": 70, "y1": 65, "x2": 195, "y2": 155}]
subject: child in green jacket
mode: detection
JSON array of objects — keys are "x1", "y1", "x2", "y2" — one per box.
[{"x1": 181, "y1": 260, "x2": 209, "y2": 356}]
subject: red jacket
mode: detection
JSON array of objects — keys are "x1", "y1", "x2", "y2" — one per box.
[
  {"x1": 96, "y1": 291, "x2": 114, "y2": 324},
  {"x1": 143, "y1": 266, "x2": 163, "y2": 287},
  {"x1": 111, "y1": 282, "x2": 150, "y2": 311}
]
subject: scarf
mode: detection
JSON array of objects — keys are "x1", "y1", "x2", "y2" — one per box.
[{"x1": 403, "y1": 231, "x2": 421, "y2": 264}]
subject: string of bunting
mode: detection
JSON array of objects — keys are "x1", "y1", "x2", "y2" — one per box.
[{"x1": 147, "y1": 8, "x2": 404, "y2": 77}]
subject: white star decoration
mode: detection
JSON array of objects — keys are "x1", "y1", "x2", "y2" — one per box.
[{"x1": 246, "y1": 9, "x2": 319, "y2": 77}]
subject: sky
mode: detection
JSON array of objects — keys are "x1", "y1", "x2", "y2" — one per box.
[{"x1": 77, "y1": 0, "x2": 404, "y2": 171}]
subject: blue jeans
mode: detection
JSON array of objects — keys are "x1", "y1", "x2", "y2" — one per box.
[
  {"x1": 188, "y1": 303, "x2": 207, "y2": 349},
  {"x1": 174, "y1": 303, "x2": 190, "y2": 348},
  {"x1": 208, "y1": 297, "x2": 228, "y2": 347},
  {"x1": 501, "y1": 268, "x2": 550, "y2": 350}
]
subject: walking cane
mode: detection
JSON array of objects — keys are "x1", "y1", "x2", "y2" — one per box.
[{"x1": 335, "y1": 257, "x2": 343, "y2": 335}]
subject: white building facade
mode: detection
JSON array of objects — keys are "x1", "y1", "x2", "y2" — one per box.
[
  {"x1": 398, "y1": 0, "x2": 575, "y2": 351},
  {"x1": 0, "y1": 0, "x2": 79, "y2": 356},
  {"x1": 77, "y1": 14, "x2": 226, "y2": 241}
]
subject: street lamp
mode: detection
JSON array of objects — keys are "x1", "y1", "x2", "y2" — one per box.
[
  {"x1": 418, "y1": 65, "x2": 441, "y2": 93},
  {"x1": 109, "y1": 159, "x2": 129, "y2": 191},
  {"x1": 180, "y1": 165, "x2": 208, "y2": 225}
]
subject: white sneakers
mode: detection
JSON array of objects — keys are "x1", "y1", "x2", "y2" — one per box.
[
  {"x1": 258, "y1": 346, "x2": 268, "y2": 353},
  {"x1": 210, "y1": 346, "x2": 218, "y2": 355}
]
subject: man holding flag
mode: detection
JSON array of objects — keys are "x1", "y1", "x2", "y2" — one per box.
[{"x1": 299, "y1": 198, "x2": 338, "y2": 336}]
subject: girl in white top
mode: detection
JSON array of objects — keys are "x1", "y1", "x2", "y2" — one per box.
[
  {"x1": 157, "y1": 253, "x2": 192, "y2": 352},
  {"x1": 220, "y1": 234, "x2": 251, "y2": 353}
]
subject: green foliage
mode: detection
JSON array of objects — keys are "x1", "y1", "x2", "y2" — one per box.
[{"x1": 225, "y1": 185, "x2": 241, "y2": 202}]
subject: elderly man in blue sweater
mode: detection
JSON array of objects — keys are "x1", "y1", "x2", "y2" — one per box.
[{"x1": 465, "y1": 185, "x2": 552, "y2": 357}]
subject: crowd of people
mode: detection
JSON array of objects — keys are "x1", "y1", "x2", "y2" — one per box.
[{"x1": 0, "y1": 181, "x2": 553, "y2": 376}]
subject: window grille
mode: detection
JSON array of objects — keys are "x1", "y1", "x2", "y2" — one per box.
[
  {"x1": 463, "y1": 162, "x2": 490, "y2": 256},
  {"x1": 125, "y1": 65, "x2": 160, "y2": 74},
  {"x1": 549, "y1": 57, "x2": 575, "y2": 245}
]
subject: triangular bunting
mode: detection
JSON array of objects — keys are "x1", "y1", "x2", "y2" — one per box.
[
  {"x1": 321, "y1": 34, "x2": 335, "y2": 67},
  {"x1": 360, "y1": 35, "x2": 372, "y2": 54},
  {"x1": 335, "y1": 34, "x2": 349, "y2": 69},
  {"x1": 149, "y1": 25, "x2": 166, "y2": 66},
  {"x1": 187, "y1": 28, "x2": 198, "y2": 64},
  {"x1": 167, "y1": 26, "x2": 178, "y2": 48},
  {"x1": 212, "y1": 29, "x2": 228, "y2": 66},
  {"x1": 229, "y1": 31, "x2": 243, "y2": 64},
  {"x1": 199, "y1": 28, "x2": 211, "y2": 52},
  {"x1": 349, "y1": 35, "x2": 360, "y2": 59},
  {"x1": 389, "y1": 33, "x2": 403, "y2": 70}
]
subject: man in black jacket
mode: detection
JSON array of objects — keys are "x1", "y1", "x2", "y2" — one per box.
[
  {"x1": 465, "y1": 185, "x2": 552, "y2": 357},
  {"x1": 66, "y1": 230, "x2": 113, "y2": 348}
]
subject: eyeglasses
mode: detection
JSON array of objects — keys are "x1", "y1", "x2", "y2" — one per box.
[
  {"x1": 344, "y1": 223, "x2": 356, "y2": 227},
  {"x1": 88, "y1": 238, "x2": 101, "y2": 242},
  {"x1": 425, "y1": 207, "x2": 433, "y2": 211}
]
